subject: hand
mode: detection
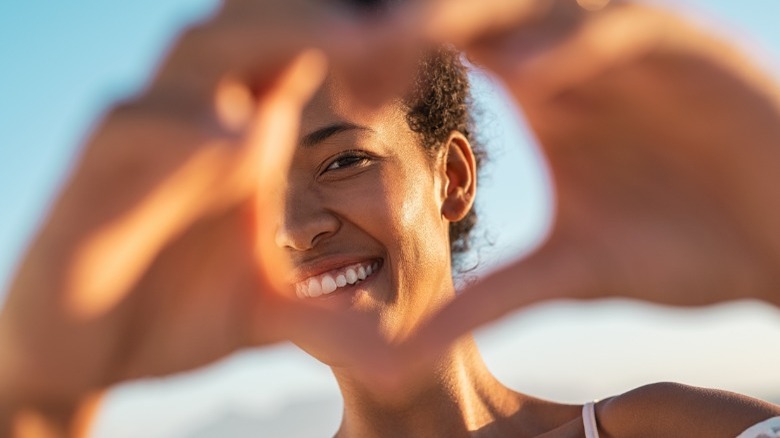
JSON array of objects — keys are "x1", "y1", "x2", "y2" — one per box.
[
  {"x1": 401, "y1": 0, "x2": 780, "y2": 361},
  {"x1": 0, "y1": 0, "x2": 384, "y2": 420}
]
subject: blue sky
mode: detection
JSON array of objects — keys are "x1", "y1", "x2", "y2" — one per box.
[{"x1": 2, "y1": 1, "x2": 780, "y2": 436}]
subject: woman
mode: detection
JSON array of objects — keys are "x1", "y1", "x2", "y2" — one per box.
[
  {"x1": 284, "y1": 45, "x2": 780, "y2": 438},
  {"x1": 1, "y1": 0, "x2": 780, "y2": 436}
]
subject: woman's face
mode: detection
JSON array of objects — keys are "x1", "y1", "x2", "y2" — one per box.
[{"x1": 277, "y1": 76, "x2": 468, "y2": 365}]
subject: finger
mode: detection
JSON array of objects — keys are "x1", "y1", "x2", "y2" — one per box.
[
  {"x1": 401, "y1": 0, "x2": 543, "y2": 47},
  {"x1": 150, "y1": 0, "x2": 363, "y2": 99},
  {"x1": 469, "y1": 4, "x2": 668, "y2": 102},
  {"x1": 208, "y1": 49, "x2": 328, "y2": 212}
]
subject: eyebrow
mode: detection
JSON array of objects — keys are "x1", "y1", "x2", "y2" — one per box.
[{"x1": 300, "y1": 122, "x2": 371, "y2": 148}]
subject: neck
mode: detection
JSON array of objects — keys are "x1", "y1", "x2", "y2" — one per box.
[{"x1": 332, "y1": 337, "x2": 524, "y2": 438}]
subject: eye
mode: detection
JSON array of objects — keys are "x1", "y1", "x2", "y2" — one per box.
[{"x1": 324, "y1": 150, "x2": 371, "y2": 172}]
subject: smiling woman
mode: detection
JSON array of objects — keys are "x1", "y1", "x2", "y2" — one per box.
[
  {"x1": 283, "y1": 50, "x2": 481, "y2": 368},
  {"x1": 3, "y1": 0, "x2": 780, "y2": 437},
  {"x1": 270, "y1": 17, "x2": 780, "y2": 436}
]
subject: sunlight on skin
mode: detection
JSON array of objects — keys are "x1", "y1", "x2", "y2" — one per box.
[
  {"x1": 214, "y1": 77, "x2": 255, "y2": 133},
  {"x1": 576, "y1": 0, "x2": 610, "y2": 12},
  {"x1": 247, "y1": 50, "x2": 330, "y2": 298},
  {"x1": 1, "y1": 0, "x2": 780, "y2": 438},
  {"x1": 67, "y1": 143, "x2": 239, "y2": 317}
]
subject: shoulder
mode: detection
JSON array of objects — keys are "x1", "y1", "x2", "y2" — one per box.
[{"x1": 596, "y1": 382, "x2": 780, "y2": 438}]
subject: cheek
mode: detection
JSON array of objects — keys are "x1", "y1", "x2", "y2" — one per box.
[
  {"x1": 326, "y1": 170, "x2": 426, "y2": 236},
  {"x1": 349, "y1": 165, "x2": 451, "y2": 275},
  {"x1": 318, "y1": 148, "x2": 454, "y2": 287}
]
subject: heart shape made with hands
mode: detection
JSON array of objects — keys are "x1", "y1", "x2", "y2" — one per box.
[{"x1": 4, "y1": 0, "x2": 780, "y2": 407}]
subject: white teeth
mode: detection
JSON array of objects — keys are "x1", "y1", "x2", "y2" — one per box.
[
  {"x1": 345, "y1": 268, "x2": 358, "y2": 284},
  {"x1": 307, "y1": 278, "x2": 322, "y2": 298},
  {"x1": 321, "y1": 275, "x2": 337, "y2": 294},
  {"x1": 295, "y1": 261, "x2": 380, "y2": 299}
]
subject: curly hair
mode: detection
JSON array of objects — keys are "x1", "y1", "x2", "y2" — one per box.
[{"x1": 403, "y1": 48, "x2": 486, "y2": 270}]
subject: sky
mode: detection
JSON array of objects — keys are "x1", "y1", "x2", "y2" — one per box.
[{"x1": 2, "y1": 1, "x2": 780, "y2": 437}]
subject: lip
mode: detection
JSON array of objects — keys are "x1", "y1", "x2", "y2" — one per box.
[{"x1": 289, "y1": 255, "x2": 384, "y2": 285}]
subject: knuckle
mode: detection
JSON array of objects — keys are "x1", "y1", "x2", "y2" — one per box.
[
  {"x1": 107, "y1": 90, "x2": 237, "y2": 143},
  {"x1": 159, "y1": 22, "x2": 263, "y2": 86}
]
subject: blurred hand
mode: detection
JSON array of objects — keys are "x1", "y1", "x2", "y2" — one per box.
[
  {"x1": 0, "y1": 0, "x2": 384, "y2": 418},
  {"x1": 402, "y1": 0, "x2": 780, "y2": 361}
]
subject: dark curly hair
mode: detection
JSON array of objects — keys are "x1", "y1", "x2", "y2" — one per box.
[{"x1": 403, "y1": 48, "x2": 486, "y2": 270}]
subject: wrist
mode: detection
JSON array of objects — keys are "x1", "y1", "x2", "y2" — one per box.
[
  {"x1": 0, "y1": 392, "x2": 103, "y2": 438},
  {"x1": 0, "y1": 318, "x2": 102, "y2": 438}
]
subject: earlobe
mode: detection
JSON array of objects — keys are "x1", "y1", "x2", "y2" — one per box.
[{"x1": 441, "y1": 131, "x2": 477, "y2": 222}]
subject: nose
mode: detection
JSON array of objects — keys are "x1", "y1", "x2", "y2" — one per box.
[{"x1": 275, "y1": 188, "x2": 340, "y2": 251}]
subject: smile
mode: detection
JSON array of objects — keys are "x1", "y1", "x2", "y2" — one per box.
[{"x1": 293, "y1": 259, "x2": 381, "y2": 299}]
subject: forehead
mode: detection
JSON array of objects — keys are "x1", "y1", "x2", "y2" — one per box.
[{"x1": 300, "y1": 74, "x2": 410, "y2": 139}]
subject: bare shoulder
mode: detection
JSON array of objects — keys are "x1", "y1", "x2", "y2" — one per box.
[{"x1": 595, "y1": 382, "x2": 780, "y2": 438}]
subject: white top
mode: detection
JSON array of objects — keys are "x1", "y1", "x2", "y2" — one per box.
[
  {"x1": 581, "y1": 402, "x2": 780, "y2": 438},
  {"x1": 736, "y1": 417, "x2": 780, "y2": 438}
]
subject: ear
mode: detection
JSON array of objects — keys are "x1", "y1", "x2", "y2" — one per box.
[{"x1": 440, "y1": 131, "x2": 477, "y2": 222}]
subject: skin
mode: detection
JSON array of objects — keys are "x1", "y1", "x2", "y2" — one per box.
[
  {"x1": 287, "y1": 71, "x2": 589, "y2": 438},
  {"x1": 2, "y1": 0, "x2": 780, "y2": 436},
  {"x1": 284, "y1": 77, "x2": 455, "y2": 346}
]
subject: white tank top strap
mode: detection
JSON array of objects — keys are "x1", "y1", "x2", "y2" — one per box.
[
  {"x1": 736, "y1": 416, "x2": 780, "y2": 438},
  {"x1": 579, "y1": 404, "x2": 779, "y2": 438},
  {"x1": 582, "y1": 400, "x2": 600, "y2": 438}
]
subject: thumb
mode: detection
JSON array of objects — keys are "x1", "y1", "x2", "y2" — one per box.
[
  {"x1": 251, "y1": 49, "x2": 329, "y2": 181},
  {"x1": 402, "y1": 240, "x2": 598, "y2": 371},
  {"x1": 246, "y1": 49, "x2": 329, "y2": 292}
]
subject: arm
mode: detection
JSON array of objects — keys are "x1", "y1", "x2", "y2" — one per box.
[{"x1": 597, "y1": 382, "x2": 780, "y2": 438}]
